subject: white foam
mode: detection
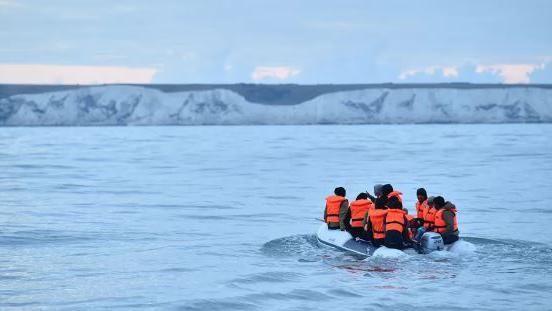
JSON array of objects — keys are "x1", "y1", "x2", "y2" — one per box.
[
  {"x1": 447, "y1": 240, "x2": 477, "y2": 256},
  {"x1": 371, "y1": 246, "x2": 409, "y2": 259}
]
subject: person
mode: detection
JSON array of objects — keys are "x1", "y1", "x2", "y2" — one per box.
[
  {"x1": 415, "y1": 188, "x2": 429, "y2": 219},
  {"x1": 374, "y1": 184, "x2": 383, "y2": 198},
  {"x1": 324, "y1": 187, "x2": 349, "y2": 230},
  {"x1": 423, "y1": 196, "x2": 437, "y2": 231},
  {"x1": 381, "y1": 183, "x2": 403, "y2": 203},
  {"x1": 347, "y1": 193, "x2": 374, "y2": 240},
  {"x1": 383, "y1": 196, "x2": 410, "y2": 249},
  {"x1": 364, "y1": 197, "x2": 388, "y2": 246},
  {"x1": 409, "y1": 217, "x2": 425, "y2": 242},
  {"x1": 381, "y1": 184, "x2": 394, "y2": 199},
  {"x1": 366, "y1": 184, "x2": 383, "y2": 202},
  {"x1": 413, "y1": 196, "x2": 435, "y2": 241},
  {"x1": 403, "y1": 208, "x2": 417, "y2": 241},
  {"x1": 433, "y1": 196, "x2": 460, "y2": 244}
]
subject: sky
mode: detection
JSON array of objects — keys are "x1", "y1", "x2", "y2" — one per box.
[{"x1": 1, "y1": 0, "x2": 551, "y2": 84}]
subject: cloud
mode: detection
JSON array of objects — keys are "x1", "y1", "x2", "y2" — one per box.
[
  {"x1": 399, "y1": 66, "x2": 459, "y2": 80},
  {"x1": 251, "y1": 66, "x2": 300, "y2": 81},
  {"x1": 0, "y1": 64, "x2": 157, "y2": 84},
  {"x1": 476, "y1": 64, "x2": 540, "y2": 84},
  {"x1": 398, "y1": 62, "x2": 550, "y2": 84},
  {"x1": 442, "y1": 67, "x2": 459, "y2": 78}
]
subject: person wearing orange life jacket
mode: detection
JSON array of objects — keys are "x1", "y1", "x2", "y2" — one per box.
[
  {"x1": 324, "y1": 187, "x2": 349, "y2": 230},
  {"x1": 347, "y1": 192, "x2": 374, "y2": 240},
  {"x1": 383, "y1": 196, "x2": 410, "y2": 249},
  {"x1": 387, "y1": 190, "x2": 403, "y2": 203},
  {"x1": 432, "y1": 196, "x2": 460, "y2": 244},
  {"x1": 415, "y1": 188, "x2": 429, "y2": 219},
  {"x1": 411, "y1": 196, "x2": 435, "y2": 242},
  {"x1": 364, "y1": 197, "x2": 388, "y2": 246},
  {"x1": 380, "y1": 183, "x2": 403, "y2": 204},
  {"x1": 423, "y1": 196, "x2": 437, "y2": 231}
]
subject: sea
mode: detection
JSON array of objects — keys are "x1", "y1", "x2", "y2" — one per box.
[{"x1": 1, "y1": 124, "x2": 551, "y2": 310}]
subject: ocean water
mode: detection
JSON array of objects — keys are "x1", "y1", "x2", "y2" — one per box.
[{"x1": 1, "y1": 124, "x2": 551, "y2": 310}]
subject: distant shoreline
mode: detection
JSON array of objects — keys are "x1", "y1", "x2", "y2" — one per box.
[
  {"x1": 1, "y1": 84, "x2": 551, "y2": 125},
  {"x1": 2, "y1": 82, "x2": 552, "y2": 106}
]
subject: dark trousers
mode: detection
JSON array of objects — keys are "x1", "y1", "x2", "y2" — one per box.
[
  {"x1": 384, "y1": 230, "x2": 404, "y2": 250},
  {"x1": 372, "y1": 238, "x2": 385, "y2": 247},
  {"x1": 443, "y1": 234, "x2": 459, "y2": 245},
  {"x1": 348, "y1": 227, "x2": 370, "y2": 240}
]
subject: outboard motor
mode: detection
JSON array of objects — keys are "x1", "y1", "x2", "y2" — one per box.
[{"x1": 420, "y1": 232, "x2": 444, "y2": 253}]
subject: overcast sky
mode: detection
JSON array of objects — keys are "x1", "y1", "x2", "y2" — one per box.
[{"x1": 1, "y1": 0, "x2": 551, "y2": 84}]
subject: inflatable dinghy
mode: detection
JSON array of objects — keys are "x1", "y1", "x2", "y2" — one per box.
[
  {"x1": 316, "y1": 224, "x2": 377, "y2": 256},
  {"x1": 316, "y1": 224, "x2": 447, "y2": 256}
]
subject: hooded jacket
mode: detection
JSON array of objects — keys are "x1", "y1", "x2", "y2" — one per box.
[{"x1": 439, "y1": 202, "x2": 459, "y2": 237}]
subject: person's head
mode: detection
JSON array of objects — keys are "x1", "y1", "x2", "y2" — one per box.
[
  {"x1": 373, "y1": 184, "x2": 383, "y2": 197},
  {"x1": 387, "y1": 196, "x2": 402, "y2": 209},
  {"x1": 427, "y1": 196, "x2": 435, "y2": 207},
  {"x1": 375, "y1": 197, "x2": 387, "y2": 209},
  {"x1": 433, "y1": 196, "x2": 446, "y2": 209},
  {"x1": 381, "y1": 184, "x2": 394, "y2": 197},
  {"x1": 334, "y1": 187, "x2": 346, "y2": 197},
  {"x1": 416, "y1": 188, "x2": 428, "y2": 203},
  {"x1": 356, "y1": 192, "x2": 368, "y2": 200}
]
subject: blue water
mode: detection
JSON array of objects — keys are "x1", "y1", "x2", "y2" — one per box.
[{"x1": 1, "y1": 124, "x2": 552, "y2": 310}]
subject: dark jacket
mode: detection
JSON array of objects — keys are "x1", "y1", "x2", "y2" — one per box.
[
  {"x1": 441, "y1": 202, "x2": 459, "y2": 237},
  {"x1": 366, "y1": 192, "x2": 377, "y2": 203}
]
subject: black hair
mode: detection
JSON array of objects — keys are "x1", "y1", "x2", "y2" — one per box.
[
  {"x1": 433, "y1": 196, "x2": 446, "y2": 208},
  {"x1": 387, "y1": 196, "x2": 403, "y2": 209},
  {"x1": 381, "y1": 184, "x2": 394, "y2": 197},
  {"x1": 375, "y1": 197, "x2": 387, "y2": 209},
  {"x1": 416, "y1": 188, "x2": 428, "y2": 199},
  {"x1": 356, "y1": 192, "x2": 368, "y2": 200},
  {"x1": 334, "y1": 187, "x2": 346, "y2": 197}
]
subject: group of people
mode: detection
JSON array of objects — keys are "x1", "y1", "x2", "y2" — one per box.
[{"x1": 323, "y1": 184, "x2": 459, "y2": 250}]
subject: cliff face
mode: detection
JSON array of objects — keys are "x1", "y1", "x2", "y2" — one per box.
[{"x1": 1, "y1": 85, "x2": 551, "y2": 125}]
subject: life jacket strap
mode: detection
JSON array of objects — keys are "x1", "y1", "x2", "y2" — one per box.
[{"x1": 386, "y1": 221, "x2": 405, "y2": 226}]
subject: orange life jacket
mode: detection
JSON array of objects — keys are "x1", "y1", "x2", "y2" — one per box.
[
  {"x1": 385, "y1": 209, "x2": 407, "y2": 233},
  {"x1": 434, "y1": 208, "x2": 459, "y2": 234},
  {"x1": 423, "y1": 207, "x2": 437, "y2": 229},
  {"x1": 349, "y1": 199, "x2": 374, "y2": 228},
  {"x1": 415, "y1": 199, "x2": 428, "y2": 219},
  {"x1": 325, "y1": 195, "x2": 346, "y2": 224},
  {"x1": 387, "y1": 191, "x2": 403, "y2": 203},
  {"x1": 369, "y1": 209, "x2": 388, "y2": 239}
]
